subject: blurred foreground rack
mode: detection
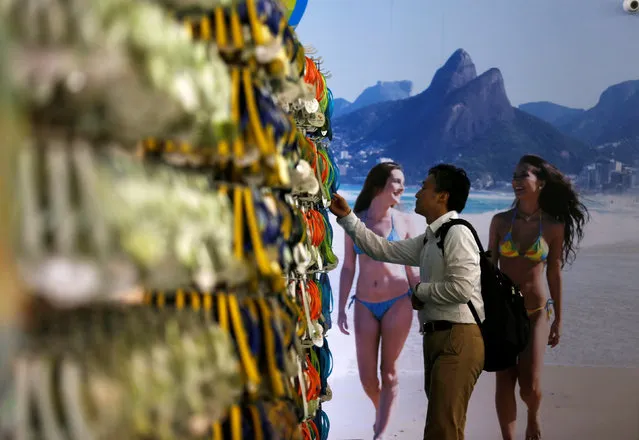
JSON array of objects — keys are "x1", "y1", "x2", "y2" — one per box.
[{"x1": 0, "y1": 0, "x2": 339, "y2": 438}]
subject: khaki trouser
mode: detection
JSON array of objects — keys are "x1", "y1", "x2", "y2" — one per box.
[{"x1": 422, "y1": 323, "x2": 485, "y2": 440}]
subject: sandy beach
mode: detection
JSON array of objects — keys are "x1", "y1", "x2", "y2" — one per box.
[
  {"x1": 323, "y1": 211, "x2": 639, "y2": 440},
  {"x1": 326, "y1": 366, "x2": 639, "y2": 439}
]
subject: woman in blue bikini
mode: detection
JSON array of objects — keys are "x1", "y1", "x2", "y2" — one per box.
[
  {"x1": 489, "y1": 155, "x2": 588, "y2": 440},
  {"x1": 337, "y1": 162, "x2": 420, "y2": 440}
]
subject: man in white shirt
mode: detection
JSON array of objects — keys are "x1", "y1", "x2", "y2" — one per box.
[{"x1": 329, "y1": 164, "x2": 485, "y2": 440}]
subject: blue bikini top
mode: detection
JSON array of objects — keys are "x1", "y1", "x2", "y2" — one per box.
[{"x1": 353, "y1": 212, "x2": 401, "y2": 255}]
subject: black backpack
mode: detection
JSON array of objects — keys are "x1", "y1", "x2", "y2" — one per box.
[{"x1": 435, "y1": 219, "x2": 531, "y2": 372}]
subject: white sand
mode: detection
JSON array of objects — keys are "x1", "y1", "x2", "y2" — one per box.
[
  {"x1": 325, "y1": 366, "x2": 639, "y2": 439},
  {"x1": 322, "y1": 209, "x2": 639, "y2": 439}
]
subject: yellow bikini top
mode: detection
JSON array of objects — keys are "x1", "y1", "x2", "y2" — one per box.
[{"x1": 499, "y1": 209, "x2": 549, "y2": 263}]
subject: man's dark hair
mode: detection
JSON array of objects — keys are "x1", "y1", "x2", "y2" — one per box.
[{"x1": 428, "y1": 164, "x2": 471, "y2": 213}]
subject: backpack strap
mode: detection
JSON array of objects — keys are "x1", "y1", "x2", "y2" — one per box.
[
  {"x1": 435, "y1": 218, "x2": 484, "y2": 326},
  {"x1": 436, "y1": 218, "x2": 485, "y2": 254}
]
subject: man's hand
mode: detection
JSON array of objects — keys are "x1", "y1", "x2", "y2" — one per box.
[
  {"x1": 411, "y1": 294, "x2": 424, "y2": 310},
  {"x1": 411, "y1": 283, "x2": 424, "y2": 310},
  {"x1": 329, "y1": 193, "x2": 352, "y2": 218}
]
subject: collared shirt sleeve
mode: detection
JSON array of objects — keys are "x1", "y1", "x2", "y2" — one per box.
[
  {"x1": 336, "y1": 212, "x2": 424, "y2": 267},
  {"x1": 414, "y1": 224, "x2": 480, "y2": 304}
]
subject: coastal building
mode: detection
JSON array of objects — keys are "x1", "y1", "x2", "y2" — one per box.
[{"x1": 577, "y1": 159, "x2": 638, "y2": 193}]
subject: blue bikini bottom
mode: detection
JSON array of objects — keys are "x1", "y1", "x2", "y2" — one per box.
[{"x1": 348, "y1": 290, "x2": 412, "y2": 321}]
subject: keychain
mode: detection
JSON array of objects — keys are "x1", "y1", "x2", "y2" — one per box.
[{"x1": 297, "y1": 278, "x2": 324, "y2": 347}]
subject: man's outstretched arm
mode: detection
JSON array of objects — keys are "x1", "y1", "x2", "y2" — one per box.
[{"x1": 330, "y1": 194, "x2": 424, "y2": 267}]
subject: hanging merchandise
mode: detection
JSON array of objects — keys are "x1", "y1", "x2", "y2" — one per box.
[
  {"x1": 163, "y1": 0, "x2": 340, "y2": 437},
  {"x1": 282, "y1": 0, "x2": 309, "y2": 28},
  {"x1": 13, "y1": 306, "x2": 242, "y2": 440},
  {"x1": 0, "y1": 0, "x2": 245, "y2": 438},
  {"x1": 2, "y1": 0, "x2": 235, "y2": 305},
  {"x1": 13, "y1": 148, "x2": 240, "y2": 305},
  {"x1": 1, "y1": 0, "x2": 341, "y2": 438},
  {"x1": 289, "y1": 52, "x2": 341, "y2": 440},
  {"x1": 282, "y1": 53, "x2": 339, "y2": 440},
  {"x1": 3, "y1": 0, "x2": 231, "y2": 152}
]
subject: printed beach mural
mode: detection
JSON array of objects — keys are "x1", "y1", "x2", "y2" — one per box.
[{"x1": 295, "y1": 1, "x2": 639, "y2": 438}]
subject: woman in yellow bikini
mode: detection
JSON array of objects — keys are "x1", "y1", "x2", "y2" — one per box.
[
  {"x1": 488, "y1": 155, "x2": 588, "y2": 440},
  {"x1": 337, "y1": 162, "x2": 420, "y2": 440}
]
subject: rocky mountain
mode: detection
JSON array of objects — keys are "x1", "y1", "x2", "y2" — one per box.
[
  {"x1": 332, "y1": 49, "x2": 591, "y2": 186},
  {"x1": 557, "y1": 80, "x2": 639, "y2": 145},
  {"x1": 332, "y1": 98, "x2": 352, "y2": 118},
  {"x1": 519, "y1": 101, "x2": 585, "y2": 126},
  {"x1": 518, "y1": 81, "x2": 639, "y2": 166},
  {"x1": 332, "y1": 80, "x2": 412, "y2": 118}
]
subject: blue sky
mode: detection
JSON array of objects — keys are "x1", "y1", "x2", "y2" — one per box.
[{"x1": 295, "y1": 0, "x2": 639, "y2": 109}]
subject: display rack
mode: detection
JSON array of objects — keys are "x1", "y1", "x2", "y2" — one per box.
[{"x1": 1, "y1": 0, "x2": 339, "y2": 438}]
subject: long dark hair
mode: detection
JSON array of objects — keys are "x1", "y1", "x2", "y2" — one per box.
[
  {"x1": 517, "y1": 154, "x2": 589, "y2": 267},
  {"x1": 354, "y1": 162, "x2": 402, "y2": 214}
]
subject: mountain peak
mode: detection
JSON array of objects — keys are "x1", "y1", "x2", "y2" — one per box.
[
  {"x1": 428, "y1": 48, "x2": 477, "y2": 97},
  {"x1": 445, "y1": 68, "x2": 511, "y2": 111},
  {"x1": 347, "y1": 80, "x2": 413, "y2": 112},
  {"x1": 596, "y1": 80, "x2": 639, "y2": 108},
  {"x1": 436, "y1": 67, "x2": 513, "y2": 144},
  {"x1": 477, "y1": 68, "x2": 508, "y2": 95},
  {"x1": 482, "y1": 67, "x2": 503, "y2": 81},
  {"x1": 332, "y1": 80, "x2": 413, "y2": 118},
  {"x1": 373, "y1": 80, "x2": 413, "y2": 95},
  {"x1": 448, "y1": 48, "x2": 473, "y2": 66}
]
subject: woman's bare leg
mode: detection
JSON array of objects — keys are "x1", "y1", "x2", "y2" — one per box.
[
  {"x1": 518, "y1": 310, "x2": 551, "y2": 439},
  {"x1": 495, "y1": 367, "x2": 518, "y2": 440},
  {"x1": 354, "y1": 301, "x2": 382, "y2": 411},
  {"x1": 375, "y1": 296, "x2": 413, "y2": 438}
]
